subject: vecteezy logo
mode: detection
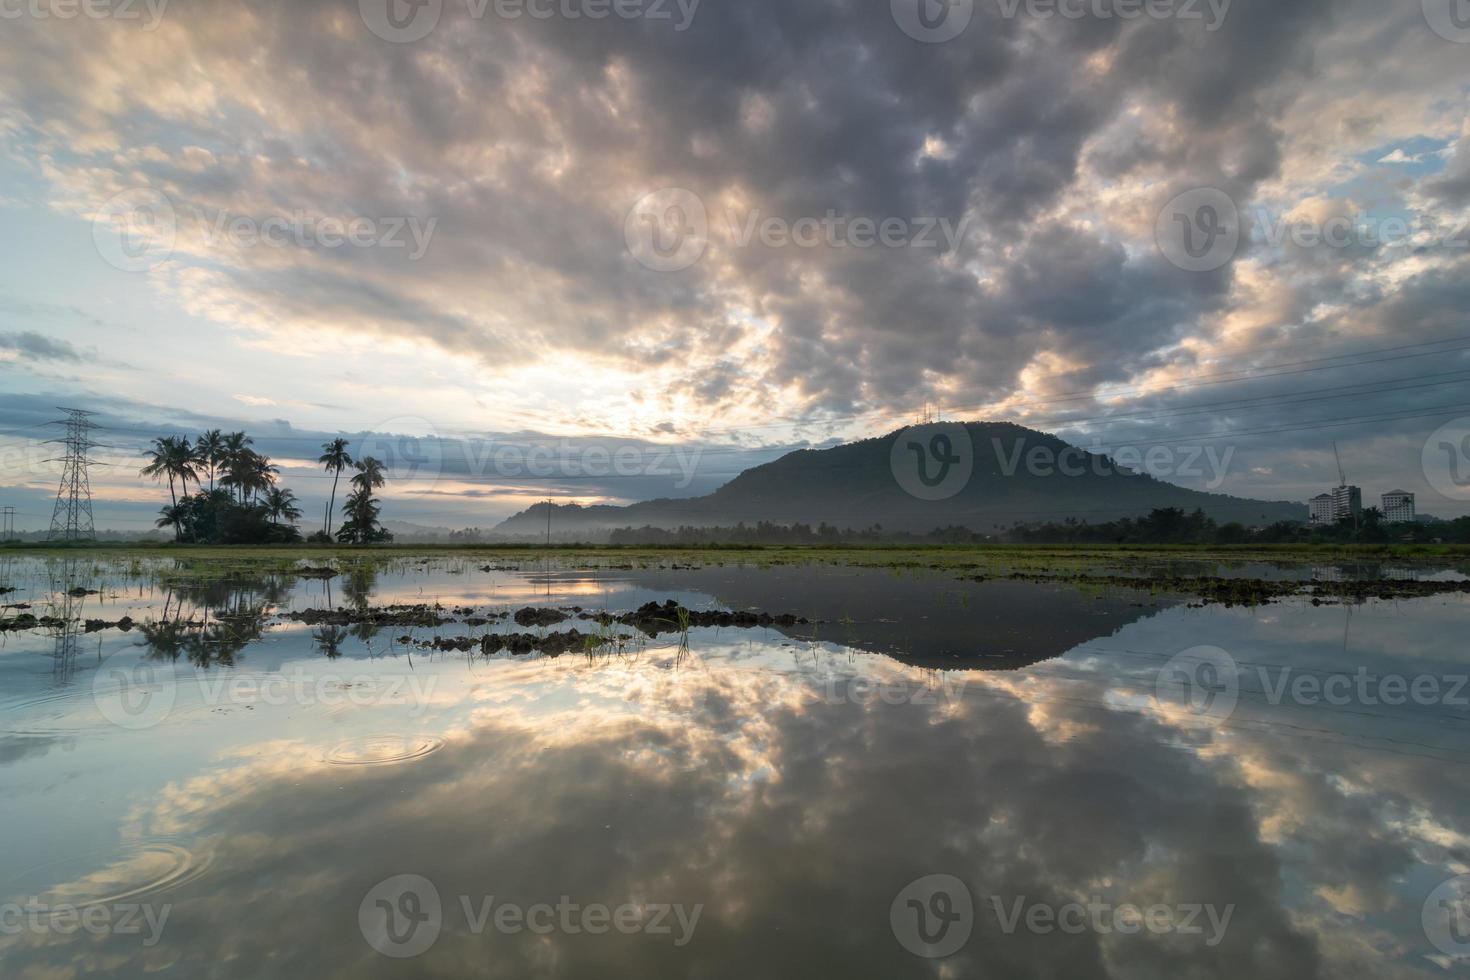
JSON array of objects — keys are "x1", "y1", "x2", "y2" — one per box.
[
  {"x1": 360, "y1": 415, "x2": 446, "y2": 489},
  {"x1": 625, "y1": 188, "x2": 708, "y2": 272},
  {"x1": 890, "y1": 422, "x2": 974, "y2": 501},
  {"x1": 91, "y1": 651, "x2": 178, "y2": 730},
  {"x1": 359, "y1": 874, "x2": 443, "y2": 958},
  {"x1": 92, "y1": 188, "x2": 176, "y2": 273},
  {"x1": 1155, "y1": 187, "x2": 1241, "y2": 272},
  {"x1": 890, "y1": 874, "x2": 973, "y2": 958},
  {"x1": 1154, "y1": 645, "x2": 1240, "y2": 725},
  {"x1": 360, "y1": 0, "x2": 442, "y2": 42},
  {"x1": 1424, "y1": 874, "x2": 1470, "y2": 959},
  {"x1": 891, "y1": 0, "x2": 974, "y2": 43},
  {"x1": 1423, "y1": 417, "x2": 1470, "y2": 501},
  {"x1": 1424, "y1": 0, "x2": 1470, "y2": 42}
]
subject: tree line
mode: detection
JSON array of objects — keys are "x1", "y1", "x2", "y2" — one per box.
[
  {"x1": 140, "y1": 431, "x2": 391, "y2": 544},
  {"x1": 604, "y1": 509, "x2": 1470, "y2": 546}
]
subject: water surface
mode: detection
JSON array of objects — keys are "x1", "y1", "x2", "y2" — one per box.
[{"x1": 1, "y1": 555, "x2": 1467, "y2": 978}]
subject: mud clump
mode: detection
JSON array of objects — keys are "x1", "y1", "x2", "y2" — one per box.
[
  {"x1": 421, "y1": 629, "x2": 615, "y2": 657},
  {"x1": 1, "y1": 614, "x2": 65, "y2": 631},
  {"x1": 84, "y1": 616, "x2": 135, "y2": 633},
  {"x1": 283, "y1": 604, "x2": 454, "y2": 627},
  {"x1": 514, "y1": 607, "x2": 569, "y2": 627},
  {"x1": 592, "y1": 600, "x2": 808, "y2": 636}
]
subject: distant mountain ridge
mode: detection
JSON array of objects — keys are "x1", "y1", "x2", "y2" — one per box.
[{"x1": 492, "y1": 421, "x2": 1306, "y2": 537}]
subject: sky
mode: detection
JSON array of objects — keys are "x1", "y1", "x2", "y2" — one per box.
[{"x1": 1, "y1": 0, "x2": 1470, "y2": 532}]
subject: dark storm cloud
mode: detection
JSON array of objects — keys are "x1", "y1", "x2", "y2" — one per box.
[{"x1": 0, "y1": 331, "x2": 84, "y2": 362}]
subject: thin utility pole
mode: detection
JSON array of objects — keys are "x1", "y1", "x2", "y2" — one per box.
[
  {"x1": 545, "y1": 498, "x2": 552, "y2": 547},
  {"x1": 46, "y1": 408, "x2": 98, "y2": 542},
  {"x1": 1, "y1": 506, "x2": 14, "y2": 541}
]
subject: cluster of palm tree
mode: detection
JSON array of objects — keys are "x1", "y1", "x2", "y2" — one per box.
[
  {"x1": 319, "y1": 442, "x2": 391, "y2": 544},
  {"x1": 142, "y1": 429, "x2": 302, "y2": 543},
  {"x1": 141, "y1": 431, "x2": 391, "y2": 545}
]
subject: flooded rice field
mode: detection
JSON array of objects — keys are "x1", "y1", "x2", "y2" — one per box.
[{"x1": 0, "y1": 552, "x2": 1468, "y2": 978}]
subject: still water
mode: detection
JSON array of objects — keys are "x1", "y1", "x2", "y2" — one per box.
[{"x1": 0, "y1": 554, "x2": 1467, "y2": 978}]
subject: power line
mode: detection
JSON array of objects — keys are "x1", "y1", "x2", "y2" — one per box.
[{"x1": 17, "y1": 365, "x2": 1467, "y2": 470}]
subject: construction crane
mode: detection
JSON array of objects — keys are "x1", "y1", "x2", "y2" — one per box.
[{"x1": 1332, "y1": 441, "x2": 1359, "y2": 531}]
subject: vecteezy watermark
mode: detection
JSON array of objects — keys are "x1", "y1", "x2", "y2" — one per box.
[
  {"x1": 890, "y1": 423, "x2": 975, "y2": 502},
  {"x1": 624, "y1": 188, "x2": 971, "y2": 272},
  {"x1": 1155, "y1": 187, "x2": 1242, "y2": 273},
  {"x1": 890, "y1": 0, "x2": 1228, "y2": 43},
  {"x1": 1424, "y1": 874, "x2": 1470, "y2": 960},
  {"x1": 1158, "y1": 186, "x2": 1470, "y2": 272},
  {"x1": 1154, "y1": 645, "x2": 1469, "y2": 727},
  {"x1": 1423, "y1": 416, "x2": 1470, "y2": 502},
  {"x1": 1154, "y1": 645, "x2": 1240, "y2": 725},
  {"x1": 817, "y1": 672, "x2": 968, "y2": 708},
  {"x1": 890, "y1": 876, "x2": 1233, "y2": 959},
  {"x1": 890, "y1": 875, "x2": 974, "y2": 958},
  {"x1": 985, "y1": 895, "x2": 1233, "y2": 946},
  {"x1": 1423, "y1": 0, "x2": 1470, "y2": 43},
  {"x1": 889, "y1": 427, "x2": 1238, "y2": 502},
  {"x1": 360, "y1": 416, "x2": 707, "y2": 492},
  {"x1": 995, "y1": 438, "x2": 1235, "y2": 489},
  {"x1": 92, "y1": 190, "x2": 438, "y2": 271},
  {"x1": 624, "y1": 188, "x2": 709, "y2": 272},
  {"x1": 92, "y1": 188, "x2": 176, "y2": 273},
  {"x1": 191, "y1": 207, "x2": 437, "y2": 260},
  {"x1": 0, "y1": 0, "x2": 168, "y2": 29},
  {"x1": 360, "y1": 0, "x2": 701, "y2": 43},
  {"x1": 90, "y1": 652, "x2": 439, "y2": 730},
  {"x1": 0, "y1": 899, "x2": 171, "y2": 946},
  {"x1": 723, "y1": 210, "x2": 971, "y2": 253},
  {"x1": 358, "y1": 875, "x2": 703, "y2": 958}
]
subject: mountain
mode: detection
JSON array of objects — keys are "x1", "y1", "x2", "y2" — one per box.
[{"x1": 492, "y1": 421, "x2": 1306, "y2": 537}]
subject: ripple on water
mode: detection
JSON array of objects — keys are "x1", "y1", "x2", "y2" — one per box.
[
  {"x1": 323, "y1": 734, "x2": 445, "y2": 767},
  {"x1": 1, "y1": 840, "x2": 212, "y2": 912}
]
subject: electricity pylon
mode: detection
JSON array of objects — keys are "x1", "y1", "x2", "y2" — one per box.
[{"x1": 46, "y1": 408, "x2": 98, "y2": 542}]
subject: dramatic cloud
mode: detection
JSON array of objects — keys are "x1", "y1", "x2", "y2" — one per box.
[{"x1": 1, "y1": 0, "x2": 1468, "y2": 525}]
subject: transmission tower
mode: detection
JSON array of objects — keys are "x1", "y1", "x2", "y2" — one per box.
[{"x1": 46, "y1": 408, "x2": 98, "y2": 542}]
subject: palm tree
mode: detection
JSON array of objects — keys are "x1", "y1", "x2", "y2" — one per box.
[
  {"x1": 338, "y1": 457, "x2": 389, "y2": 544},
  {"x1": 221, "y1": 432, "x2": 253, "y2": 503},
  {"x1": 351, "y1": 456, "x2": 386, "y2": 494},
  {"x1": 264, "y1": 487, "x2": 302, "y2": 526},
  {"x1": 140, "y1": 436, "x2": 199, "y2": 508},
  {"x1": 155, "y1": 502, "x2": 189, "y2": 542},
  {"x1": 248, "y1": 452, "x2": 280, "y2": 504},
  {"x1": 317, "y1": 438, "x2": 353, "y2": 538},
  {"x1": 195, "y1": 429, "x2": 225, "y2": 491},
  {"x1": 220, "y1": 448, "x2": 276, "y2": 505}
]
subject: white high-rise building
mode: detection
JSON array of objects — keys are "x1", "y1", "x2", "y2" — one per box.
[
  {"x1": 1331, "y1": 485, "x2": 1362, "y2": 524},
  {"x1": 1381, "y1": 490, "x2": 1415, "y2": 523},
  {"x1": 1309, "y1": 493, "x2": 1335, "y2": 524}
]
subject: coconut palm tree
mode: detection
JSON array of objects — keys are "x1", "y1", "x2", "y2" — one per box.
[
  {"x1": 140, "y1": 436, "x2": 199, "y2": 508},
  {"x1": 351, "y1": 455, "x2": 386, "y2": 494},
  {"x1": 338, "y1": 456, "x2": 389, "y2": 544},
  {"x1": 221, "y1": 432, "x2": 253, "y2": 503},
  {"x1": 195, "y1": 429, "x2": 226, "y2": 491},
  {"x1": 247, "y1": 452, "x2": 280, "y2": 504},
  {"x1": 155, "y1": 502, "x2": 189, "y2": 542},
  {"x1": 264, "y1": 487, "x2": 302, "y2": 526},
  {"x1": 317, "y1": 438, "x2": 353, "y2": 538}
]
